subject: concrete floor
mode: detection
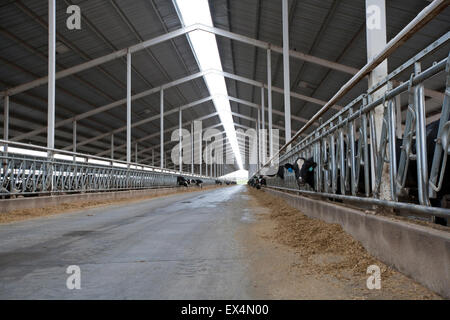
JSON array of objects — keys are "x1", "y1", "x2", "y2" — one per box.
[{"x1": 0, "y1": 186, "x2": 252, "y2": 299}]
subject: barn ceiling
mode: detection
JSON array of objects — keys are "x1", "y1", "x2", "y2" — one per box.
[{"x1": 0, "y1": 0, "x2": 449, "y2": 171}]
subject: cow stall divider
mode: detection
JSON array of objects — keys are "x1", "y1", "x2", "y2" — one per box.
[
  {"x1": 0, "y1": 140, "x2": 216, "y2": 197},
  {"x1": 257, "y1": 31, "x2": 450, "y2": 223}
]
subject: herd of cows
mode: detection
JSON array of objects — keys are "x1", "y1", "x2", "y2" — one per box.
[
  {"x1": 176, "y1": 176, "x2": 236, "y2": 188},
  {"x1": 248, "y1": 119, "x2": 450, "y2": 226},
  {"x1": 176, "y1": 176, "x2": 204, "y2": 187}
]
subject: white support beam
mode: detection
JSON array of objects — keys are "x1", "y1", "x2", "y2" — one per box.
[
  {"x1": 135, "y1": 142, "x2": 138, "y2": 163},
  {"x1": 191, "y1": 122, "x2": 194, "y2": 174},
  {"x1": 1, "y1": 24, "x2": 199, "y2": 97},
  {"x1": 68, "y1": 95, "x2": 264, "y2": 152},
  {"x1": 61, "y1": 93, "x2": 303, "y2": 155},
  {"x1": 282, "y1": 0, "x2": 291, "y2": 148},
  {"x1": 81, "y1": 97, "x2": 213, "y2": 154},
  {"x1": 366, "y1": 0, "x2": 390, "y2": 200},
  {"x1": 10, "y1": 71, "x2": 208, "y2": 142},
  {"x1": 106, "y1": 114, "x2": 243, "y2": 165},
  {"x1": 12, "y1": 69, "x2": 334, "y2": 143},
  {"x1": 269, "y1": 84, "x2": 341, "y2": 111},
  {"x1": 126, "y1": 51, "x2": 132, "y2": 164},
  {"x1": 100, "y1": 112, "x2": 219, "y2": 159},
  {"x1": 199, "y1": 24, "x2": 360, "y2": 76},
  {"x1": 228, "y1": 95, "x2": 314, "y2": 126},
  {"x1": 257, "y1": 107, "x2": 261, "y2": 170},
  {"x1": 234, "y1": 121, "x2": 295, "y2": 143},
  {"x1": 179, "y1": 107, "x2": 182, "y2": 172},
  {"x1": 72, "y1": 120, "x2": 77, "y2": 161},
  {"x1": 3, "y1": 95, "x2": 9, "y2": 154},
  {"x1": 219, "y1": 69, "x2": 341, "y2": 111},
  {"x1": 5, "y1": 6, "x2": 448, "y2": 104},
  {"x1": 198, "y1": 121, "x2": 202, "y2": 176},
  {"x1": 47, "y1": 0, "x2": 56, "y2": 152},
  {"x1": 267, "y1": 49, "x2": 273, "y2": 158},
  {"x1": 205, "y1": 143, "x2": 208, "y2": 176},
  {"x1": 231, "y1": 111, "x2": 256, "y2": 123},
  {"x1": 261, "y1": 86, "x2": 265, "y2": 164},
  {"x1": 119, "y1": 115, "x2": 222, "y2": 162},
  {"x1": 111, "y1": 134, "x2": 114, "y2": 160},
  {"x1": 2, "y1": 23, "x2": 364, "y2": 98},
  {"x1": 160, "y1": 89, "x2": 164, "y2": 169}
]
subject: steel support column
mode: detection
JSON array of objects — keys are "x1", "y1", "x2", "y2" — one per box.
[
  {"x1": 47, "y1": 0, "x2": 56, "y2": 152},
  {"x1": 111, "y1": 134, "x2": 114, "y2": 160},
  {"x1": 191, "y1": 122, "x2": 194, "y2": 174},
  {"x1": 135, "y1": 143, "x2": 138, "y2": 164},
  {"x1": 160, "y1": 89, "x2": 164, "y2": 169},
  {"x1": 261, "y1": 86, "x2": 265, "y2": 164},
  {"x1": 126, "y1": 51, "x2": 132, "y2": 164},
  {"x1": 196, "y1": 120, "x2": 202, "y2": 176},
  {"x1": 47, "y1": 0, "x2": 56, "y2": 193},
  {"x1": 2, "y1": 95, "x2": 8, "y2": 183},
  {"x1": 282, "y1": 0, "x2": 291, "y2": 149},
  {"x1": 206, "y1": 143, "x2": 208, "y2": 177},
  {"x1": 72, "y1": 120, "x2": 76, "y2": 162},
  {"x1": 267, "y1": 49, "x2": 273, "y2": 159},
  {"x1": 257, "y1": 106, "x2": 261, "y2": 171},
  {"x1": 366, "y1": 0, "x2": 391, "y2": 200},
  {"x1": 3, "y1": 95, "x2": 9, "y2": 154},
  {"x1": 179, "y1": 107, "x2": 182, "y2": 173}
]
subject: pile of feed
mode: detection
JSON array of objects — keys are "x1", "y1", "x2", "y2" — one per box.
[
  {"x1": 0, "y1": 185, "x2": 222, "y2": 224},
  {"x1": 248, "y1": 188, "x2": 393, "y2": 279}
]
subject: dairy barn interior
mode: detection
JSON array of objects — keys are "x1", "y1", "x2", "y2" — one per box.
[{"x1": 0, "y1": 0, "x2": 449, "y2": 303}]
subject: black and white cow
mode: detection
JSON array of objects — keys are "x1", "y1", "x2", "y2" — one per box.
[
  {"x1": 269, "y1": 159, "x2": 312, "y2": 189},
  {"x1": 247, "y1": 176, "x2": 266, "y2": 189},
  {"x1": 258, "y1": 176, "x2": 267, "y2": 187},
  {"x1": 291, "y1": 158, "x2": 317, "y2": 189},
  {"x1": 177, "y1": 176, "x2": 188, "y2": 187},
  {"x1": 248, "y1": 177, "x2": 260, "y2": 189},
  {"x1": 258, "y1": 165, "x2": 291, "y2": 183},
  {"x1": 195, "y1": 179, "x2": 203, "y2": 188},
  {"x1": 294, "y1": 119, "x2": 450, "y2": 225}
]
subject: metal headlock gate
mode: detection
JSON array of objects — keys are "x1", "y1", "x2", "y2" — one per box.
[
  {"x1": 0, "y1": 141, "x2": 216, "y2": 197},
  {"x1": 258, "y1": 31, "x2": 450, "y2": 220}
]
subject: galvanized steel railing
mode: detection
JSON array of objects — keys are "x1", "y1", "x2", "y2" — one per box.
[
  {"x1": 0, "y1": 141, "x2": 215, "y2": 197},
  {"x1": 261, "y1": 32, "x2": 450, "y2": 219}
]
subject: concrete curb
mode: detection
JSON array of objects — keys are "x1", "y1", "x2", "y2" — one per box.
[
  {"x1": 263, "y1": 187, "x2": 450, "y2": 299},
  {"x1": 0, "y1": 186, "x2": 221, "y2": 214}
]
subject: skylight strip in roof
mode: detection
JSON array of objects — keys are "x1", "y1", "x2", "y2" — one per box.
[{"x1": 174, "y1": 0, "x2": 244, "y2": 169}]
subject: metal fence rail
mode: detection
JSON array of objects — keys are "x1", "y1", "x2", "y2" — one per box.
[
  {"x1": 0, "y1": 141, "x2": 216, "y2": 197},
  {"x1": 259, "y1": 33, "x2": 450, "y2": 218}
]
